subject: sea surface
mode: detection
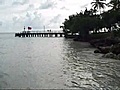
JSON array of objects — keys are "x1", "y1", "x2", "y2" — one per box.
[{"x1": 0, "y1": 33, "x2": 120, "y2": 89}]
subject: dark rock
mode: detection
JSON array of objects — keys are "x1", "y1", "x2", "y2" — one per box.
[
  {"x1": 73, "y1": 36, "x2": 90, "y2": 42},
  {"x1": 89, "y1": 38, "x2": 120, "y2": 47},
  {"x1": 97, "y1": 46, "x2": 111, "y2": 54},
  {"x1": 91, "y1": 37, "x2": 120, "y2": 59},
  {"x1": 110, "y1": 43, "x2": 120, "y2": 55},
  {"x1": 94, "y1": 49, "x2": 101, "y2": 53},
  {"x1": 116, "y1": 54, "x2": 120, "y2": 59},
  {"x1": 103, "y1": 52, "x2": 116, "y2": 58},
  {"x1": 89, "y1": 39, "x2": 105, "y2": 47}
]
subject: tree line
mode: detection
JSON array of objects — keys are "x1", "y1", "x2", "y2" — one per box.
[{"x1": 61, "y1": 0, "x2": 120, "y2": 40}]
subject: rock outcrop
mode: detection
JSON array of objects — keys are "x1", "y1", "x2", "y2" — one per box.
[
  {"x1": 110, "y1": 43, "x2": 120, "y2": 55},
  {"x1": 91, "y1": 38, "x2": 120, "y2": 59},
  {"x1": 90, "y1": 38, "x2": 120, "y2": 47}
]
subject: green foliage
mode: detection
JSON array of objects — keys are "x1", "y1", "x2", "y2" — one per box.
[
  {"x1": 62, "y1": 0, "x2": 120, "y2": 39},
  {"x1": 91, "y1": 0, "x2": 107, "y2": 13},
  {"x1": 109, "y1": 0, "x2": 120, "y2": 10}
]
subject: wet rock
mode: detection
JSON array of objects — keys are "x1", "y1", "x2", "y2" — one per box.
[
  {"x1": 89, "y1": 39, "x2": 106, "y2": 47},
  {"x1": 103, "y1": 52, "x2": 116, "y2": 58},
  {"x1": 94, "y1": 49, "x2": 101, "y2": 53},
  {"x1": 97, "y1": 46, "x2": 111, "y2": 54},
  {"x1": 90, "y1": 38, "x2": 120, "y2": 47},
  {"x1": 116, "y1": 54, "x2": 120, "y2": 60},
  {"x1": 110, "y1": 43, "x2": 120, "y2": 55}
]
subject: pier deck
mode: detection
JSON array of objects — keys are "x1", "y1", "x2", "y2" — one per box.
[{"x1": 15, "y1": 31, "x2": 65, "y2": 37}]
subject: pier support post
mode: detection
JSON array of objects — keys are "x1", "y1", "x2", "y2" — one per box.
[
  {"x1": 60, "y1": 34, "x2": 63, "y2": 37},
  {"x1": 55, "y1": 34, "x2": 58, "y2": 37}
]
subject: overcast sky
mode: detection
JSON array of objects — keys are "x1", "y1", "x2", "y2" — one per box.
[{"x1": 0, "y1": 0, "x2": 110, "y2": 32}]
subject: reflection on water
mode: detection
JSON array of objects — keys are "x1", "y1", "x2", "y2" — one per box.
[
  {"x1": 62, "y1": 40, "x2": 120, "y2": 89},
  {"x1": 0, "y1": 34, "x2": 120, "y2": 89}
]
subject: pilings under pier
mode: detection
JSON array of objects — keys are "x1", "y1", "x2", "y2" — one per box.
[{"x1": 15, "y1": 32, "x2": 65, "y2": 37}]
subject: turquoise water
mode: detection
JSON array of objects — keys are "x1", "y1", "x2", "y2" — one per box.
[{"x1": 0, "y1": 33, "x2": 120, "y2": 89}]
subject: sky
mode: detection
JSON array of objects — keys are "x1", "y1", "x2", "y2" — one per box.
[{"x1": 0, "y1": 0, "x2": 110, "y2": 32}]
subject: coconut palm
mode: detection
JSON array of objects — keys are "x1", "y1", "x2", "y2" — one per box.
[
  {"x1": 91, "y1": 0, "x2": 107, "y2": 14},
  {"x1": 108, "y1": 0, "x2": 120, "y2": 10}
]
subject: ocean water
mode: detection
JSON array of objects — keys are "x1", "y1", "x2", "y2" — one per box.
[{"x1": 0, "y1": 33, "x2": 120, "y2": 89}]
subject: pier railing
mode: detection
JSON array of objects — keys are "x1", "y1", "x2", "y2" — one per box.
[
  {"x1": 15, "y1": 30, "x2": 64, "y2": 37},
  {"x1": 20, "y1": 30, "x2": 64, "y2": 33}
]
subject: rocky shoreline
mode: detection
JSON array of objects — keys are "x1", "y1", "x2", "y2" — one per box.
[{"x1": 89, "y1": 37, "x2": 120, "y2": 59}]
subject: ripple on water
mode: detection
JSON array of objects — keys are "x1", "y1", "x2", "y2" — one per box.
[
  {"x1": 0, "y1": 71, "x2": 9, "y2": 88},
  {"x1": 62, "y1": 44, "x2": 120, "y2": 89},
  {"x1": 0, "y1": 35, "x2": 120, "y2": 89}
]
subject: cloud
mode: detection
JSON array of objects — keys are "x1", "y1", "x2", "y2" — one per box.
[
  {"x1": 12, "y1": 11, "x2": 45, "y2": 31},
  {"x1": 39, "y1": 0, "x2": 57, "y2": 9},
  {"x1": 50, "y1": 14, "x2": 61, "y2": 23},
  {"x1": 80, "y1": 3, "x2": 89, "y2": 9},
  {"x1": 27, "y1": 4, "x2": 34, "y2": 10},
  {"x1": 0, "y1": 21, "x2": 2, "y2": 26},
  {"x1": 46, "y1": 14, "x2": 63, "y2": 29},
  {"x1": 0, "y1": 0, "x2": 4, "y2": 5},
  {"x1": 30, "y1": 12, "x2": 45, "y2": 29},
  {"x1": 12, "y1": 0, "x2": 29, "y2": 5},
  {"x1": 0, "y1": 0, "x2": 99, "y2": 32},
  {"x1": 60, "y1": 6, "x2": 69, "y2": 10},
  {"x1": 59, "y1": 0, "x2": 65, "y2": 1}
]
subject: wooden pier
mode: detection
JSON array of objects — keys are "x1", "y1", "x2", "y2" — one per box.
[{"x1": 15, "y1": 31, "x2": 65, "y2": 37}]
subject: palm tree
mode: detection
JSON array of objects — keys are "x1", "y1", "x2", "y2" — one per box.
[
  {"x1": 91, "y1": 0, "x2": 107, "y2": 14},
  {"x1": 108, "y1": 0, "x2": 120, "y2": 10}
]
